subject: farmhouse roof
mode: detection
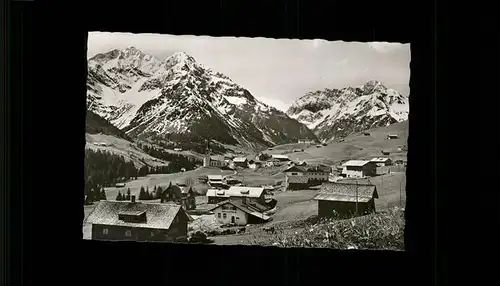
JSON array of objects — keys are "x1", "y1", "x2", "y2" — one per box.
[
  {"x1": 271, "y1": 154, "x2": 289, "y2": 160},
  {"x1": 210, "y1": 155, "x2": 225, "y2": 161},
  {"x1": 84, "y1": 201, "x2": 183, "y2": 230},
  {"x1": 342, "y1": 160, "x2": 371, "y2": 167},
  {"x1": 233, "y1": 157, "x2": 248, "y2": 163},
  {"x1": 208, "y1": 200, "x2": 271, "y2": 221},
  {"x1": 164, "y1": 184, "x2": 182, "y2": 197},
  {"x1": 207, "y1": 175, "x2": 223, "y2": 181},
  {"x1": 181, "y1": 186, "x2": 193, "y2": 194},
  {"x1": 287, "y1": 175, "x2": 309, "y2": 184},
  {"x1": 205, "y1": 186, "x2": 265, "y2": 198},
  {"x1": 313, "y1": 182, "x2": 379, "y2": 203},
  {"x1": 370, "y1": 157, "x2": 391, "y2": 163}
]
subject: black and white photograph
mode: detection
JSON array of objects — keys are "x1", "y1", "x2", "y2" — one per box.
[{"x1": 83, "y1": 32, "x2": 410, "y2": 251}]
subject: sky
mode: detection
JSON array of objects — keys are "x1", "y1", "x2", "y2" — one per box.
[{"x1": 88, "y1": 32, "x2": 410, "y2": 112}]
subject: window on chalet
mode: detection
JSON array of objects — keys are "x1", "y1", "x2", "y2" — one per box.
[
  {"x1": 236, "y1": 217, "x2": 239, "y2": 220},
  {"x1": 223, "y1": 213, "x2": 227, "y2": 219},
  {"x1": 292, "y1": 172, "x2": 298, "y2": 175},
  {"x1": 218, "y1": 213, "x2": 221, "y2": 218},
  {"x1": 102, "y1": 228, "x2": 109, "y2": 235},
  {"x1": 151, "y1": 231, "x2": 155, "y2": 237},
  {"x1": 125, "y1": 230, "x2": 132, "y2": 237}
]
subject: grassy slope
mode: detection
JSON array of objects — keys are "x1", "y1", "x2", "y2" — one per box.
[
  {"x1": 85, "y1": 133, "x2": 169, "y2": 169},
  {"x1": 266, "y1": 120, "x2": 409, "y2": 165},
  {"x1": 256, "y1": 207, "x2": 405, "y2": 250}
]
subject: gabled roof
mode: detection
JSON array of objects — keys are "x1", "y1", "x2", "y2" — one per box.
[
  {"x1": 370, "y1": 157, "x2": 391, "y2": 163},
  {"x1": 208, "y1": 200, "x2": 271, "y2": 221},
  {"x1": 210, "y1": 155, "x2": 225, "y2": 161},
  {"x1": 271, "y1": 154, "x2": 289, "y2": 160},
  {"x1": 342, "y1": 160, "x2": 371, "y2": 167},
  {"x1": 313, "y1": 182, "x2": 378, "y2": 203},
  {"x1": 84, "y1": 201, "x2": 183, "y2": 230},
  {"x1": 207, "y1": 175, "x2": 223, "y2": 181},
  {"x1": 163, "y1": 184, "x2": 182, "y2": 197},
  {"x1": 206, "y1": 186, "x2": 265, "y2": 198},
  {"x1": 181, "y1": 186, "x2": 194, "y2": 194},
  {"x1": 233, "y1": 157, "x2": 248, "y2": 163},
  {"x1": 287, "y1": 175, "x2": 309, "y2": 184}
]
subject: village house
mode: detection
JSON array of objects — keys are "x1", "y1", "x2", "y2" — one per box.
[
  {"x1": 381, "y1": 150, "x2": 391, "y2": 155},
  {"x1": 84, "y1": 196, "x2": 190, "y2": 242},
  {"x1": 298, "y1": 138, "x2": 316, "y2": 144},
  {"x1": 203, "y1": 155, "x2": 228, "y2": 168},
  {"x1": 205, "y1": 186, "x2": 267, "y2": 205},
  {"x1": 160, "y1": 182, "x2": 183, "y2": 203},
  {"x1": 286, "y1": 175, "x2": 310, "y2": 190},
  {"x1": 313, "y1": 182, "x2": 379, "y2": 218},
  {"x1": 386, "y1": 134, "x2": 399, "y2": 140},
  {"x1": 271, "y1": 154, "x2": 291, "y2": 162},
  {"x1": 209, "y1": 198, "x2": 271, "y2": 226},
  {"x1": 370, "y1": 157, "x2": 393, "y2": 167},
  {"x1": 341, "y1": 160, "x2": 377, "y2": 178},
  {"x1": 233, "y1": 157, "x2": 249, "y2": 168},
  {"x1": 255, "y1": 153, "x2": 271, "y2": 161},
  {"x1": 363, "y1": 132, "x2": 371, "y2": 136},
  {"x1": 248, "y1": 160, "x2": 261, "y2": 169},
  {"x1": 284, "y1": 164, "x2": 331, "y2": 185},
  {"x1": 207, "y1": 175, "x2": 228, "y2": 189}
]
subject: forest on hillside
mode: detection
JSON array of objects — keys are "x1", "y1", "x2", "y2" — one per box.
[{"x1": 136, "y1": 142, "x2": 202, "y2": 171}]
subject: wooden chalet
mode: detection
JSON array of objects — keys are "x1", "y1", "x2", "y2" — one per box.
[
  {"x1": 341, "y1": 160, "x2": 377, "y2": 178},
  {"x1": 206, "y1": 186, "x2": 267, "y2": 204},
  {"x1": 209, "y1": 198, "x2": 271, "y2": 226},
  {"x1": 84, "y1": 196, "x2": 190, "y2": 242},
  {"x1": 313, "y1": 182, "x2": 379, "y2": 218},
  {"x1": 160, "y1": 183, "x2": 183, "y2": 203}
]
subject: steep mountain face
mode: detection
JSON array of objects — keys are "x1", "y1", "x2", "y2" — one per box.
[
  {"x1": 85, "y1": 110, "x2": 131, "y2": 141},
  {"x1": 87, "y1": 47, "x2": 316, "y2": 148},
  {"x1": 286, "y1": 80, "x2": 409, "y2": 142}
]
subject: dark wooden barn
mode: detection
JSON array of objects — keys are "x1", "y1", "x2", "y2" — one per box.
[
  {"x1": 160, "y1": 183, "x2": 183, "y2": 203},
  {"x1": 84, "y1": 196, "x2": 189, "y2": 242},
  {"x1": 313, "y1": 182, "x2": 379, "y2": 219},
  {"x1": 286, "y1": 175, "x2": 310, "y2": 190}
]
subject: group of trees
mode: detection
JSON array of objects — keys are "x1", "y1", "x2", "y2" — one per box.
[
  {"x1": 115, "y1": 186, "x2": 164, "y2": 201},
  {"x1": 115, "y1": 188, "x2": 131, "y2": 201},
  {"x1": 84, "y1": 187, "x2": 107, "y2": 205},
  {"x1": 85, "y1": 149, "x2": 138, "y2": 190}
]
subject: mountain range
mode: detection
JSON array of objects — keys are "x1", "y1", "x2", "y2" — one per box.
[
  {"x1": 286, "y1": 80, "x2": 409, "y2": 142},
  {"x1": 86, "y1": 46, "x2": 409, "y2": 149},
  {"x1": 87, "y1": 46, "x2": 316, "y2": 149}
]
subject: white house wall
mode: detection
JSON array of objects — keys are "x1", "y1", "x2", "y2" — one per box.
[{"x1": 213, "y1": 207, "x2": 248, "y2": 226}]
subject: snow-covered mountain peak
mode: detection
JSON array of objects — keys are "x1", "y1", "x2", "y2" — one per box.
[
  {"x1": 87, "y1": 48, "x2": 317, "y2": 148},
  {"x1": 163, "y1": 51, "x2": 197, "y2": 70},
  {"x1": 286, "y1": 80, "x2": 409, "y2": 141}
]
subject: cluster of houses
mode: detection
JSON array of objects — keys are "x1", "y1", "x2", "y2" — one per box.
[
  {"x1": 85, "y1": 195, "x2": 192, "y2": 242},
  {"x1": 203, "y1": 152, "x2": 295, "y2": 170},
  {"x1": 85, "y1": 181, "x2": 200, "y2": 242}
]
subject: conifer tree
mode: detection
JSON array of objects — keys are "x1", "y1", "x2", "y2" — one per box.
[
  {"x1": 126, "y1": 188, "x2": 131, "y2": 200},
  {"x1": 116, "y1": 191, "x2": 123, "y2": 201},
  {"x1": 100, "y1": 188, "x2": 107, "y2": 200}
]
